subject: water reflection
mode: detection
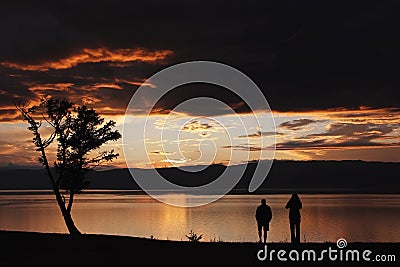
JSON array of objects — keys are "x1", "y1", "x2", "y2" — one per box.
[{"x1": 0, "y1": 193, "x2": 398, "y2": 242}]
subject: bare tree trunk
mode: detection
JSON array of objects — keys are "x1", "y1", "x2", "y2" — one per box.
[
  {"x1": 36, "y1": 135, "x2": 81, "y2": 235},
  {"x1": 67, "y1": 190, "x2": 74, "y2": 213},
  {"x1": 54, "y1": 187, "x2": 81, "y2": 235}
]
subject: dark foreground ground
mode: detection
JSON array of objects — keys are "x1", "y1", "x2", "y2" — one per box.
[{"x1": 0, "y1": 231, "x2": 398, "y2": 266}]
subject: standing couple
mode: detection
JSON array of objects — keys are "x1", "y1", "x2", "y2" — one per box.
[{"x1": 255, "y1": 194, "x2": 302, "y2": 243}]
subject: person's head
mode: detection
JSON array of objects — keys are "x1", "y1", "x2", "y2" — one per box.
[
  {"x1": 261, "y1": 199, "x2": 266, "y2": 205},
  {"x1": 291, "y1": 193, "x2": 299, "y2": 200}
]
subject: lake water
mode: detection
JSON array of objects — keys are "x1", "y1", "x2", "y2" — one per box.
[{"x1": 0, "y1": 192, "x2": 398, "y2": 243}]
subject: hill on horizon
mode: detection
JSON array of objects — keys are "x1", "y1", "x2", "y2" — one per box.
[{"x1": 0, "y1": 160, "x2": 398, "y2": 194}]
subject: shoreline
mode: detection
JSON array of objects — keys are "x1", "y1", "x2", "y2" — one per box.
[{"x1": 1, "y1": 231, "x2": 398, "y2": 266}]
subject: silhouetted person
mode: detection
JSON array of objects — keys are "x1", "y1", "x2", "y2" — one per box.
[
  {"x1": 255, "y1": 199, "x2": 272, "y2": 243},
  {"x1": 285, "y1": 193, "x2": 302, "y2": 243}
]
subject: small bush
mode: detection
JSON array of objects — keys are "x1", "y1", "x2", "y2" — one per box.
[{"x1": 186, "y1": 230, "x2": 203, "y2": 242}]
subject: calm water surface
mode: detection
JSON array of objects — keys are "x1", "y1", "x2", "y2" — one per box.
[{"x1": 0, "y1": 192, "x2": 398, "y2": 242}]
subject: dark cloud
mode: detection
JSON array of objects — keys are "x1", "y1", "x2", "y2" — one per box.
[
  {"x1": 280, "y1": 119, "x2": 320, "y2": 130},
  {"x1": 237, "y1": 131, "x2": 283, "y2": 138},
  {"x1": 1, "y1": 0, "x2": 400, "y2": 114},
  {"x1": 225, "y1": 122, "x2": 400, "y2": 151},
  {"x1": 148, "y1": 151, "x2": 175, "y2": 156},
  {"x1": 275, "y1": 138, "x2": 398, "y2": 150},
  {"x1": 328, "y1": 108, "x2": 400, "y2": 122},
  {"x1": 182, "y1": 121, "x2": 212, "y2": 131},
  {"x1": 308, "y1": 123, "x2": 395, "y2": 137},
  {"x1": 226, "y1": 137, "x2": 400, "y2": 152},
  {"x1": 278, "y1": 122, "x2": 399, "y2": 149},
  {"x1": 0, "y1": 108, "x2": 20, "y2": 122},
  {"x1": 151, "y1": 83, "x2": 253, "y2": 116},
  {"x1": 221, "y1": 145, "x2": 265, "y2": 152}
]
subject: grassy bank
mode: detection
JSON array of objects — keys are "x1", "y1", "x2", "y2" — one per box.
[{"x1": 0, "y1": 231, "x2": 398, "y2": 266}]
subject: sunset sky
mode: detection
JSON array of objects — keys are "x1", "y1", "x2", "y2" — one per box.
[{"x1": 0, "y1": 1, "x2": 399, "y2": 168}]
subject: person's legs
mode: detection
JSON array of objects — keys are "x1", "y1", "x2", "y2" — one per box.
[
  {"x1": 290, "y1": 221, "x2": 295, "y2": 243},
  {"x1": 295, "y1": 222, "x2": 301, "y2": 243},
  {"x1": 263, "y1": 226, "x2": 267, "y2": 243},
  {"x1": 258, "y1": 223, "x2": 262, "y2": 242}
]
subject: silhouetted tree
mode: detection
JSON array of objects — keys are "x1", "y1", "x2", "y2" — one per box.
[{"x1": 16, "y1": 98, "x2": 121, "y2": 234}]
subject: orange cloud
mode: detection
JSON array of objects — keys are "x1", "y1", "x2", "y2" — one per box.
[
  {"x1": 1, "y1": 48, "x2": 173, "y2": 71},
  {"x1": 115, "y1": 79, "x2": 157, "y2": 88},
  {"x1": 85, "y1": 83, "x2": 122, "y2": 90},
  {"x1": 273, "y1": 107, "x2": 400, "y2": 124},
  {"x1": 27, "y1": 82, "x2": 123, "y2": 93},
  {"x1": 28, "y1": 83, "x2": 74, "y2": 92}
]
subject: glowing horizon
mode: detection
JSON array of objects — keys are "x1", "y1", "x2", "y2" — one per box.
[{"x1": 1, "y1": 107, "x2": 399, "y2": 169}]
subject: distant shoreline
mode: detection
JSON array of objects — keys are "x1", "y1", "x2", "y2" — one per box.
[{"x1": 1, "y1": 161, "x2": 399, "y2": 194}]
